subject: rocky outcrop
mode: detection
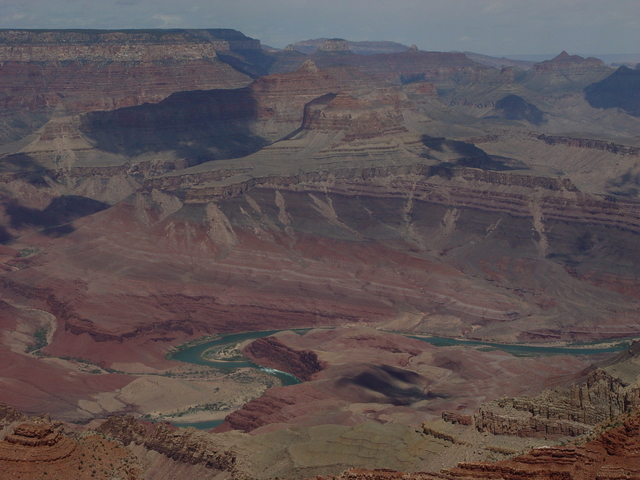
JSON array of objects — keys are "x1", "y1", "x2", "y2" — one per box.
[
  {"x1": 318, "y1": 39, "x2": 351, "y2": 53},
  {"x1": 585, "y1": 65, "x2": 640, "y2": 116},
  {"x1": 0, "y1": 422, "x2": 75, "y2": 462},
  {"x1": 520, "y1": 51, "x2": 613, "y2": 93},
  {"x1": 0, "y1": 29, "x2": 261, "y2": 57},
  {"x1": 77, "y1": 61, "x2": 377, "y2": 157},
  {"x1": 5, "y1": 423, "x2": 61, "y2": 447},
  {"x1": 448, "y1": 412, "x2": 640, "y2": 479},
  {"x1": 441, "y1": 411, "x2": 473, "y2": 426},
  {"x1": 0, "y1": 29, "x2": 256, "y2": 112},
  {"x1": 313, "y1": 468, "x2": 444, "y2": 480},
  {"x1": 98, "y1": 414, "x2": 237, "y2": 472},
  {"x1": 172, "y1": 165, "x2": 640, "y2": 237},
  {"x1": 475, "y1": 369, "x2": 640, "y2": 438},
  {"x1": 243, "y1": 336, "x2": 325, "y2": 381},
  {"x1": 0, "y1": 402, "x2": 27, "y2": 424},
  {"x1": 301, "y1": 92, "x2": 408, "y2": 140},
  {"x1": 293, "y1": 39, "x2": 409, "y2": 55},
  {"x1": 316, "y1": 412, "x2": 640, "y2": 480},
  {"x1": 0, "y1": 412, "x2": 140, "y2": 479},
  {"x1": 537, "y1": 134, "x2": 640, "y2": 156}
]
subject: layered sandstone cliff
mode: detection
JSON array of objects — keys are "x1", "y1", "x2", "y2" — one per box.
[
  {"x1": 97, "y1": 415, "x2": 237, "y2": 473},
  {"x1": 447, "y1": 411, "x2": 640, "y2": 479},
  {"x1": 0, "y1": 418, "x2": 138, "y2": 480},
  {"x1": 0, "y1": 29, "x2": 257, "y2": 112},
  {"x1": 475, "y1": 369, "x2": 640, "y2": 438}
]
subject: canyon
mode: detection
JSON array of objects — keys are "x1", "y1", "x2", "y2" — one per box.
[{"x1": 0, "y1": 29, "x2": 639, "y2": 479}]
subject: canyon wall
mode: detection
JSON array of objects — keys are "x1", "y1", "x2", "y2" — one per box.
[
  {"x1": 475, "y1": 369, "x2": 640, "y2": 438},
  {"x1": 0, "y1": 29, "x2": 258, "y2": 113}
]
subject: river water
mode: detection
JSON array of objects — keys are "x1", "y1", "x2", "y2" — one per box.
[{"x1": 169, "y1": 328, "x2": 629, "y2": 429}]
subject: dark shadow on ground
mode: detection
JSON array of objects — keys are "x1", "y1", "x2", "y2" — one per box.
[
  {"x1": 79, "y1": 87, "x2": 269, "y2": 164},
  {"x1": 5, "y1": 195, "x2": 110, "y2": 237}
]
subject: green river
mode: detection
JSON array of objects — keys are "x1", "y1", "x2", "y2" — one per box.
[{"x1": 169, "y1": 328, "x2": 630, "y2": 429}]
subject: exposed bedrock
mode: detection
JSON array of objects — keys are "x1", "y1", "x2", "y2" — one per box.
[
  {"x1": 537, "y1": 134, "x2": 640, "y2": 156},
  {"x1": 291, "y1": 49, "x2": 500, "y2": 88},
  {"x1": 475, "y1": 369, "x2": 640, "y2": 438},
  {"x1": 0, "y1": 416, "x2": 139, "y2": 479},
  {"x1": 447, "y1": 412, "x2": 640, "y2": 479},
  {"x1": 519, "y1": 51, "x2": 613, "y2": 93},
  {"x1": 77, "y1": 60, "x2": 388, "y2": 157},
  {"x1": 98, "y1": 415, "x2": 237, "y2": 473},
  {"x1": 5, "y1": 161, "x2": 640, "y2": 376},
  {"x1": 215, "y1": 328, "x2": 595, "y2": 434},
  {"x1": 316, "y1": 411, "x2": 640, "y2": 479},
  {"x1": 0, "y1": 29, "x2": 260, "y2": 112},
  {"x1": 243, "y1": 336, "x2": 325, "y2": 381}
]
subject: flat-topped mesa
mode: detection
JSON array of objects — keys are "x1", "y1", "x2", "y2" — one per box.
[
  {"x1": 0, "y1": 28, "x2": 261, "y2": 61},
  {"x1": 318, "y1": 38, "x2": 351, "y2": 53},
  {"x1": 0, "y1": 28, "x2": 256, "y2": 112}
]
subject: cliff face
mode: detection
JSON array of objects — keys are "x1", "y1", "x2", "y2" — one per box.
[
  {"x1": 0, "y1": 29, "x2": 257, "y2": 112},
  {"x1": 520, "y1": 51, "x2": 613, "y2": 93},
  {"x1": 0, "y1": 29, "x2": 261, "y2": 60},
  {"x1": 475, "y1": 369, "x2": 640, "y2": 438},
  {"x1": 447, "y1": 412, "x2": 640, "y2": 480},
  {"x1": 0, "y1": 417, "x2": 139, "y2": 480},
  {"x1": 2, "y1": 32, "x2": 640, "y2": 455},
  {"x1": 97, "y1": 414, "x2": 237, "y2": 472}
]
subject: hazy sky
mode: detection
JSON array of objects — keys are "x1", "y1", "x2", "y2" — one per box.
[{"x1": 0, "y1": 0, "x2": 637, "y2": 55}]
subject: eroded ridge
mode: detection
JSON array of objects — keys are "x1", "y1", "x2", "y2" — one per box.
[{"x1": 0, "y1": 422, "x2": 75, "y2": 462}]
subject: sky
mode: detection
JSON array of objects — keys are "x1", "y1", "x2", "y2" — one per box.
[{"x1": 0, "y1": 0, "x2": 637, "y2": 56}]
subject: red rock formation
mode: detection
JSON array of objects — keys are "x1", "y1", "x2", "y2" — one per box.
[
  {"x1": 441, "y1": 411, "x2": 473, "y2": 426},
  {"x1": 0, "y1": 423, "x2": 75, "y2": 463},
  {"x1": 0, "y1": 418, "x2": 138, "y2": 479},
  {"x1": 312, "y1": 412, "x2": 640, "y2": 480},
  {"x1": 0, "y1": 400, "x2": 27, "y2": 424},
  {"x1": 304, "y1": 49, "x2": 492, "y2": 87},
  {"x1": 5, "y1": 423, "x2": 62, "y2": 447},
  {"x1": 215, "y1": 328, "x2": 594, "y2": 434},
  {"x1": 97, "y1": 414, "x2": 237, "y2": 473},
  {"x1": 243, "y1": 336, "x2": 325, "y2": 381},
  {"x1": 0, "y1": 29, "x2": 256, "y2": 113},
  {"x1": 475, "y1": 369, "x2": 640, "y2": 438},
  {"x1": 447, "y1": 412, "x2": 640, "y2": 479}
]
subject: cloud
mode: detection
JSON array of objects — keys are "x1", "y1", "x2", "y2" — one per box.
[{"x1": 151, "y1": 14, "x2": 184, "y2": 28}]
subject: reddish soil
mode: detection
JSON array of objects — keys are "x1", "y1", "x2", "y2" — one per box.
[{"x1": 215, "y1": 327, "x2": 595, "y2": 433}]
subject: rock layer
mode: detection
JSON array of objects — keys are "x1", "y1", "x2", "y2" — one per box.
[
  {"x1": 475, "y1": 369, "x2": 640, "y2": 438},
  {"x1": 243, "y1": 336, "x2": 325, "y2": 381},
  {"x1": 448, "y1": 411, "x2": 640, "y2": 479},
  {"x1": 0, "y1": 29, "x2": 257, "y2": 112}
]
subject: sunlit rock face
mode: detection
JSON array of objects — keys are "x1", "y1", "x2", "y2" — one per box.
[
  {"x1": 0, "y1": 29, "x2": 257, "y2": 113},
  {"x1": 1, "y1": 29, "x2": 640, "y2": 480}
]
